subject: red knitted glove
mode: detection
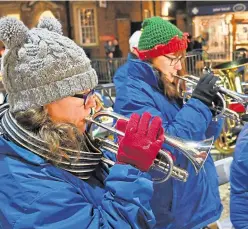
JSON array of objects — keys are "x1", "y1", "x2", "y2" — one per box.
[{"x1": 116, "y1": 112, "x2": 164, "y2": 171}]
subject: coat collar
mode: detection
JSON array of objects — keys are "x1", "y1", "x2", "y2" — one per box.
[{"x1": 128, "y1": 58, "x2": 164, "y2": 92}]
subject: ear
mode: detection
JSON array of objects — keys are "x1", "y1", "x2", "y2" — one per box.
[
  {"x1": 37, "y1": 17, "x2": 62, "y2": 35},
  {"x1": 0, "y1": 17, "x2": 28, "y2": 49}
]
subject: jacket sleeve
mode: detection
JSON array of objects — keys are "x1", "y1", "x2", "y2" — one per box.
[
  {"x1": 230, "y1": 124, "x2": 248, "y2": 229},
  {"x1": 120, "y1": 86, "x2": 212, "y2": 141},
  {"x1": 205, "y1": 118, "x2": 224, "y2": 141},
  {"x1": 14, "y1": 164, "x2": 155, "y2": 229},
  {"x1": 165, "y1": 98, "x2": 212, "y2": 141}
]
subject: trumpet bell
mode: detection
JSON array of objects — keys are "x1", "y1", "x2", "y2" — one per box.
[{"x1": 165, "y1": 135, "x2": 214, "y2": 174}]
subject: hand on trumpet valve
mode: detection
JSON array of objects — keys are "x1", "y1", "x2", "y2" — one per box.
[
  {"x1": 192, "y1": 73, "x2": 219, "y2": 108},
  {"x1": 209, "y1": 94, "x2": 224, "y2": 116},
  {"x1": 116, "y1": 112, "x2": 165, "y2": 172},
  {"x1": 241, "y1": 113, "x2": 248, "y2": 122},
  {"x1": 202, "y1": 66, "x2": 213, "y2": 75}
]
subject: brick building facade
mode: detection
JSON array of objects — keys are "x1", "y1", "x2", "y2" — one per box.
[{"x1": 0, "y1": 1, "x2": 187, "y2": 58}]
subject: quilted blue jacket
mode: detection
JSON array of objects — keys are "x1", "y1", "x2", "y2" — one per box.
[
  {"x1": 0, "y1": 137, "x2": 155, "y2": 229},
  {"x1": 113, "y1": 57, "x2": 223, "y2": 229},
  {"x1": 230, "y1": 123, "x2": 248, "y2": 229}
]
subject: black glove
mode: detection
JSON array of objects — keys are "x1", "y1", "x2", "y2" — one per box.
[
  {"x1": 241, "y1": 114, "x2": 248, "y2": 122},
  {"x1": 209, "y1": 94, "x2": 224, "y2": 116},
  {"x1": 192, "y1": 73, "x2": 219, "y2": 107}
]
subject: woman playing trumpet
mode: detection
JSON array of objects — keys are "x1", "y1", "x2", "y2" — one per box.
[
  {"x1": 113, "y1": 16, "x2": 224, "y2": 229},
  {"x1": 0, "y1": 17, "x2": 169, "y2": 229}
]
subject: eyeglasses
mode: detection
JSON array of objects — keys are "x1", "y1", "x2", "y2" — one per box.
[
  {"x1": 164, "y1": 55, "x2": 184, "y2": 66},
  {"x1": 72, "y1": 89, "x2": 95, "y2": 106}
]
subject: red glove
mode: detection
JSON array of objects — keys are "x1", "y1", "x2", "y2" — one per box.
[{"x1": 116, "y1": 112, "x2": 164, "y2": 171}]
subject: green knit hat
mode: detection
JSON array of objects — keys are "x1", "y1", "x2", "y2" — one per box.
[{"x1": 136, "y1": 17, "x2": 188, "y2": 60}]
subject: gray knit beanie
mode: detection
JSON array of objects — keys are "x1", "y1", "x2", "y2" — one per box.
[{"x1": 0, "y1": 17, "x2": 98, "y2": 112}]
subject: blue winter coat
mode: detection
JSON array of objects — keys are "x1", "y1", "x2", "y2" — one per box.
[
  {"x1": 230, "y1": 123, "x2": 248, "y2": 229},
  {"x1": 0, "y1": 137, "x2": 156, "y2": 229},
  {"x1": 113, "y1": 53, "x2": 135, "y2": 113},
  {"x1": 113, "y1": 58, "x2": 223, "y2": 229}
]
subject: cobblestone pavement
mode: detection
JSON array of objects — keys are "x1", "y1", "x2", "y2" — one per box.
[
  {"x1": 219, "y1": 183, "x2": 230, "y2": 221},
  {"x1": 210, "y1": 151, "x2": 233, "y2": 228}
]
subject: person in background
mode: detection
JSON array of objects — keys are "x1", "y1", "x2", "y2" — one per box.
[
  {"x1": 113, "y1": 30, "x2": 141, "y2": 113},
  {"x1": 234, "y1": 47, "x2": 248, "y2": 60},
  {"x1": 0, "y1": 16, "x2": 167, "y2": 229},
  {"x1": 185, "y1": 34, "x2": 195, "y2": 73},
  {"x1": 114, "y1": 16, "x2": 224, "y2": 229},
  {"x1": 104, "y1": 40, "x2": 115, "y2": 58},
  {"x1": 113, "y1": 38, "x2": 123, "y2": 58},
  {"x1": 186, "y1": 34, "x2": 194, "y2": 52},
  {"x1": 193, "y1": 36, "x2": 203, "y2": 51},
  {"x1": 230, "y1": 123, "x2": 248, "y2": 229},
  {"x1": 129, "y1": 30, "x2": 142, "y2": 57}
]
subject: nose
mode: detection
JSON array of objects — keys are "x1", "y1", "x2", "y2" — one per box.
[{"x1": 174, "y1": 60, "x2": 182, "y2": 71}]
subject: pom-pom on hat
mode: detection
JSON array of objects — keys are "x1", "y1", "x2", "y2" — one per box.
[
  {"x1": 0, "y1": 17, "x2": 98, "y2": 112},
  {"x1": 135, "y1": 16, "x2": 188, "y2": 60},
  {"x1": 37, "y1": 17, "x2": 63, "y2": 35}
]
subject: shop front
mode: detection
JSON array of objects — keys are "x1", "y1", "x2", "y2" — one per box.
[{"x1": 190, "y1": 2, "x2": 248, "y2": 63}]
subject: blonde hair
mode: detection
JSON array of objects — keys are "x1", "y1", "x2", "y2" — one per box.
[{"x1": 13, "y1": 107, "x2": 84, "y2": 161}]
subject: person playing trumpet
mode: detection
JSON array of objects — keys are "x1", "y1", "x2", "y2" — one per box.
[
  {"x1": 113, "y1": 16, "x2": 224, "y2": 229},
  {"x1": 0, "y1": 17, "x2": 169, "y2": 228}
]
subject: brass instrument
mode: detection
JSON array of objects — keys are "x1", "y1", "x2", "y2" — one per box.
[
  {"x1": 175, "y1": 74, "x2": 242, "y2": 121},
  {"x1": 175, "y1": 58, "x2": 248, "y2": 154},
  {"x1": 85, "y1": 110, "x2": 214, "y2": 183},
  {"x1": 213, "y1": 59, "x2": 248, "y2": 154}
]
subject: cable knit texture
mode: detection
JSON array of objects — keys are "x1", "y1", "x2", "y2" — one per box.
[
  {"x1": 138, "y1": 16, "x2": 184, "y2": 50},
  {"x1": 0, "y1": 17, "x2": 98, "y2": 112}
]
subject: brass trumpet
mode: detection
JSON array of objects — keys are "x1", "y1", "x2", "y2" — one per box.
[
  {"x1": 85, "y1": 110, "x2": 214, "y2": 183},
  {"x1": 174, "y1": 74, "x2": 245, "y2": 121}
]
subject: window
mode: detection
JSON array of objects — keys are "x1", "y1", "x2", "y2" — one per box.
[
  {"x1": 99, "y1": 0, "x2": 107, "y2": 8},
  {"x1": 39, "y1": 10, "x2": 55, "y2": 20},
  {"x1": 144, "y1": 10, "x2": 151, "y2": 19},
  {"x1": 78, "y1": 8, "x2": 98, "y2": 46},
  {"x1": 6, "y1": 14, "x2": 20, "y2": 20},
  {"x1": 194, "y1": 15, "x2": 228, "y2": 53}
]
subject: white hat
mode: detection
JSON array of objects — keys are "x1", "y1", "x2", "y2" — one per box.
[{"x1": 129, "y1": 30, "x2": 142, "y2": 52}]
